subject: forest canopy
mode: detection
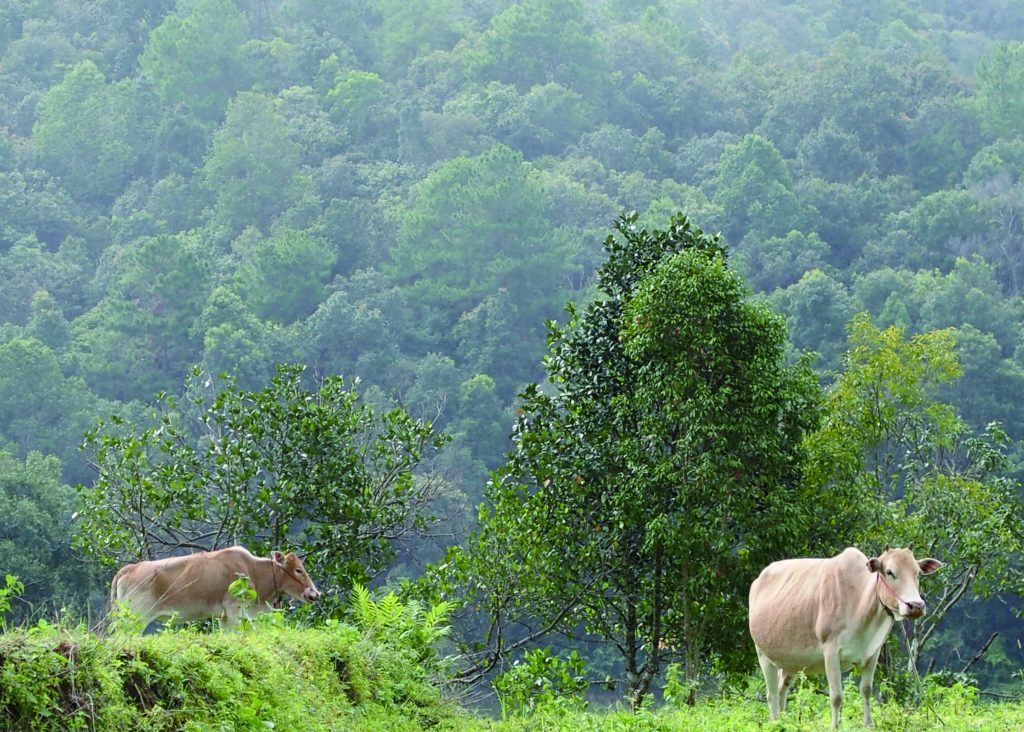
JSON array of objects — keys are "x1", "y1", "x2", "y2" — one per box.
[{"x1": 0, "y1": 0, "x2": 1023, "y2": 696}]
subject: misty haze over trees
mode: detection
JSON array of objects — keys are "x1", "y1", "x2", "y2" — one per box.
[{"x1": 1, "y1": 0, "x2": 1024, "y2": 699}]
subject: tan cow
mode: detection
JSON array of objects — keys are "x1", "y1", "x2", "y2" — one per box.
[
  {"x1": 748, "y1": 547, "x2": 942, "y2": 730},
  {"x1": 110, "y1": 546, "x2": 321, "y2": 630}
]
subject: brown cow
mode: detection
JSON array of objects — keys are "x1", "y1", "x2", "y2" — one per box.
[
  {"x1": 110, "y1": 546, "x2": 321, "y2": 630},
  {"x1": 748, "y1": 547, "x2": 942, "y2": 730}
]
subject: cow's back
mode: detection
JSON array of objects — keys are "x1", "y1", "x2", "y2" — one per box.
[{"x1": 749, "y1": 553, "x2": 847, "y2": 673}]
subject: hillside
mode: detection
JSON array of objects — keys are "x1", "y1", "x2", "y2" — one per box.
[{"x1": 1, "y1": 0, "x2": 1024, "y2": 703}]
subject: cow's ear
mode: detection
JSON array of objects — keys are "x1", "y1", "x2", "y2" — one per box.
[
  {"x1": 271, "y1": 550, "x2": 284, "y2": 563},
  {"x1": 918, "y1": 558, "x2": 943, "y2": 575},
  {"x1": 866, "y1": 558, "x2": 882, "y2": 573}
]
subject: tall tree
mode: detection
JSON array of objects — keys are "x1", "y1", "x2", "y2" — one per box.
[
  {"x1": 202, "y1": 91, "x2": 307, "y2": 237},
  {"x1": 75, "y1": 365, "x2": 449, "y2": 605},
  {"x1": 31, "y1": 61, "x2": 139, "y2": 202},
  {"x1": 389, "y1": 144, "x2": 574, "y2": 349},
  {"x1": 974, "y1": 41, "x2": 1024, "y2": 140},
  {"x1": 138, "y1": 0, "x2": 251, "y2": 123},
  {"x1": 438, "y1": 213, "x2": 821, "y2": 702}
]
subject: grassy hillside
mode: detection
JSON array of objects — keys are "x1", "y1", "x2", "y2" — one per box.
[
  {"x1": 0, "y1": 620, "x2": 465, "y2": 731},
  {"x1": 1, "y1": 620, "x2": 1021, "y2": 731}
]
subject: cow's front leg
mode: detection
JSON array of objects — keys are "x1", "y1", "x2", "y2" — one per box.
[
  {"x1": 823, "y1": 642, "x2": 844, "y2": 730},
  {"x1": 860, "y1": 648, "x2": 882, "y2": 727}
]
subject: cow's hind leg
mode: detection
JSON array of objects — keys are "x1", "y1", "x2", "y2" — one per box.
[
  {"x1": 755, "y1": 646, "x2": 781, "y2": 720},
  {"x1": 779, "y1": 670, "x2": 795, "y2": 714}
]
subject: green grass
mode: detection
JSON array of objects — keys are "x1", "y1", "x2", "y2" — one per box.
[
  {"x1": 0, "y1": 619, "x2": 1021, "y2": 731},
  {"x1": 466, "y1": 680, "x2": 1024, "y2": 731},
  {"x1": 0, "y1": 618, "x2": 473, "y2": 731}
]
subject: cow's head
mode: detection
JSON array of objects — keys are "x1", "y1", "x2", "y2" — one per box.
[
  {"x1": 867, "y1": 547, "x2": 942, "y2": 619},
  {"x1": 271, "y1": 550, "x2": 322, "y2": 603}
]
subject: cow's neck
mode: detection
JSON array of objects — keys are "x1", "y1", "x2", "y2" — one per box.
[
  {"x1": 855, "y1": 573, "x2": 896, "y2": 643},
  {"x1": 248, "y1": 556, "x2": 282, "y2": 605}
]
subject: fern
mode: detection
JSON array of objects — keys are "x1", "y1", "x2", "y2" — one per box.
[{"x1": 347, "y1": 583, "x2": 453, "y2": 670}]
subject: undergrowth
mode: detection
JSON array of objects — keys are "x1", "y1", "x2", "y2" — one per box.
[{"x1": 0, "y1": 614, "x2": 465, "y2": 731}]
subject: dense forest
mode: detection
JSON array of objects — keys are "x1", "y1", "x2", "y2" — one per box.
[{"x1": 2, "y1": 0, "x2": 1024, "y2": 703}]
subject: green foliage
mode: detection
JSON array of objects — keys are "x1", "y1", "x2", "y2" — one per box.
[
  {"x1": 390, "y1": 144, "x2": 574, "y2": 346},
  {"x1": 0, "y1": 575, "x2": 24, "y2": 629},
  {"x1": 442, "y1": 212, "x2": 821, "y2": 704},
  {"x1": 231, "y1": 226, "x2": 336, "y2": 323},
  {"x1": 804, "y1": 314, "x2": 1024, "y2": 672},
  {"x1": 32, "y1": 60, "x2": 140, "y2": 201},
  {"x1": 348, "y1": 583, "x2": 453, "y2": 670},
  {"x1": 70, "y1": 233, "x2": 210, "y2": 401},
  {"x1": 494, "y1": 647, "x2": 588, "y2": 717},
  {"x1": 0, "y1": 621, "x2": 464, "y2": 731},
  {"x1": 0, "y1": 450, "x2": 86, "y2": 620},
  {"x1": 4, "y1": 0, "x2": 1024, "y2": 699},
  {"x1": 138, "y1": 0, "x2": 251, "y2": 122},
  {"x1": 74, "y1": 365, "x2": 449, "y2": 599},
  {"x1": 975, "y1": 41, "x2": 1024, "y2": 139},
  {"x1": 202, "y1": 91, "x2": 307, "y2": 236}
]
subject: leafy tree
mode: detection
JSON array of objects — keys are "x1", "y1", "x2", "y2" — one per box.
[
  {"x1": 323, "y1": 68, "x2": 389, "y2": 142},
  {"x1": 69, "y1": 234, "x2": 210, "y2": 401},
  {"x1": 795, "y1": 117, "x2": 878, "y2": 183},
  {"x1": 803, "y1": 314, "x2": 1024, "y2": 675},
  {"x1": 389, "y1": 144, "x2": 574, "y2": 349},
  {"x1": 771, "y1": 269, "x2": 857, "y2": 372},
  {"x1": 192, "y1": 286, "x2": 281, "y2": 389},
  {"x1": 31, "y1": 60, "x2": 139, "y2": 202},
  {"x1": 467, "y1": 0, "x2": 605, "y2": 96},
  {"x1": 738, "y1": 230, "x2": 832, "y2": 293},
  {"x1": 974, "y1": 41, "x2": 1024, "y2": 139},
  {"x1": 0, "y1": 239, "x2": 87, "y2": 326},
  {"x1": 452, "y1": 81, "x2": 596, "y2": 158},
  {"x1": 374, "y1": 0, "x2": 462, "y2": 80},
  {"x1": 0, "y1": 335, "x2": 105, "y2": 483},
  {"x1": 0, "y1": 450, "x2": 85, "y2": 620},
  {"x1": 302, "y1": 285, "x2": 405, "y2": 388},
  {"x1": 231, "y1": 226, "x2": 336, "y2": 324},
  {"x1": 860, "y1": 189, "x2": 986, "y2": 273},
  {"x1": 713, "y1": 134, "x2": 809, "y2": 242},
  {"x1": 202, "y1": 91, "x2": 306, "y2": 237},
  {"x1": 438, "y1": 214, "x2": 820, "y2": 703},
  {"x1": 75, "y1": 365, "x2": 449, "y2": 603},
  {"x1": 138, "y1": 0, "x2": 251, "y2": 122}
]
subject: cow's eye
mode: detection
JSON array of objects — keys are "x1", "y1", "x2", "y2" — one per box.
[
  {"x1": 886, "y1": 569, "x2": 896, "y2": 579},
  {"x1": 296, "y1": 569, "x2": 304, "y2": 575}
]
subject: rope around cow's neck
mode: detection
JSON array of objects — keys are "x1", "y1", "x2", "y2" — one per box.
[{"x1": 875, "y1": 571, "x2": 909, "y2": 619}]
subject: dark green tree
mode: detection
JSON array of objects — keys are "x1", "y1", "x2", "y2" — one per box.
[
  {"x1": 438, "y1": 214, "x2": 821, "y2": 702},
  {"x1": 974, "y1": 41, "x2": 1024, "y2": 139},
  {"x1": 0, "y1": 450, "x2": 86, "y2": 620},
  {"x1": 31, "y1": 60, "x2": 140, "y2": 202},
  {"x1": 389, "y1": 144, "x2": 574, "y2": 347},
  {"x1": 138, "y1": 0, "x2": 251, "y2": 122}
]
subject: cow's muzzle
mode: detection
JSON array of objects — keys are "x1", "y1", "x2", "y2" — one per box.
[
  {"x1": 303, "y1": 587, "x2": 321, "y2": 602},
  {"x1": 902, "y1": 600, "x2": 925, "y2": 618}
]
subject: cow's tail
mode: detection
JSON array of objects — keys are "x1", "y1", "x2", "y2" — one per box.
[{"x1": 99, "y1": 568, "x2": 125, "y2": 635}]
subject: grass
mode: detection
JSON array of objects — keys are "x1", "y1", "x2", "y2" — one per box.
[
  {"x1": 0, "y1": 618, "x2": 1021, "y2": 731},
  {"x1": 0, "y1": 617, "x2": 472, "y2": 731}
]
